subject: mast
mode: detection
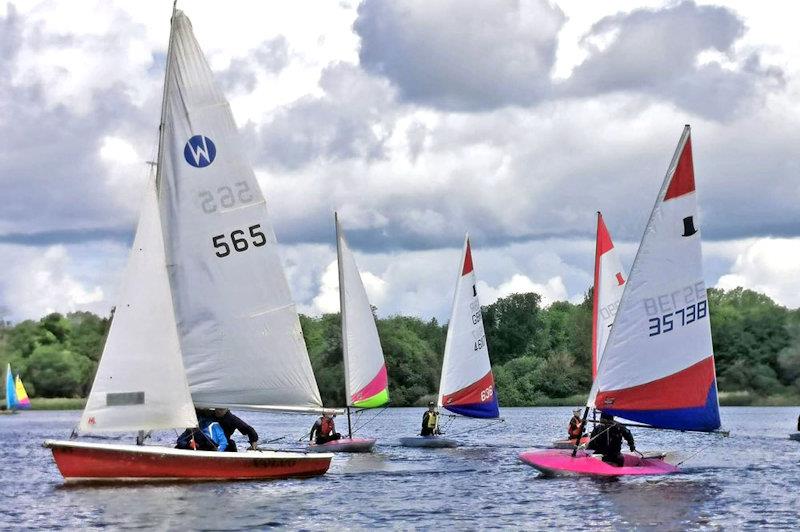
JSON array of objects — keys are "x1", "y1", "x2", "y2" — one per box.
[
  {"x1": 335, "y1": 212, "x2": 353, "y2": 438},
  {"x1": 591, "y1": 212, "x2": 601, "y2": 380},
  {"x1": 155, "y1": 2, "x2": 177, "y2": 192}
]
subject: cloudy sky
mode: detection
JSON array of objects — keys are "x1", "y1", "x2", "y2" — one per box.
[{"x1": 1, "y1": 0, "x2": 798, "y2": 322}]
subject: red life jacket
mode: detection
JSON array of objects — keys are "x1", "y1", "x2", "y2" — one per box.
[{"x1": 320, "y1": 417, "x2": 334, "y2": 435}]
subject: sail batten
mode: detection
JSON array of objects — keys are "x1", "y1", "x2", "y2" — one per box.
[
  {"x1": 438, "y1": 236, "x2": 499, "y2": 419},
  {"x1": 588, "y1": 126, "x2": 720, "y2": 432},
  {"x1": 336, "y1": 214, "x2": 389, "y2": 408}
]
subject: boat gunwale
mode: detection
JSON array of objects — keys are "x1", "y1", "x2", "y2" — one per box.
[{"x1": 43, "y1": 439, "x2": 333, "y2": 460}]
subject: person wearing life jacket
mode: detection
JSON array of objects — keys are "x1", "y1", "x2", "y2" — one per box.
[
  {"x1": 310, "y1": 411, "x2": 341, "y2": 445},
  {"x1": 586, "y1": 412, "x2": 635, "y2": 467},
  {"x1": 568, "y1": 408, "x2": 583, "y2": 440},
  {"x1": 420, "y1": 401, "x2": 441, "y2": 436}
]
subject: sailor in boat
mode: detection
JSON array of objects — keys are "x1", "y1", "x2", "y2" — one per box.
[
  {"x1": 310, "y1": 411, "x2": 341, "y2": 445},
  {"x1": 567, "y1": 408, "x2": 583, "y2": 441},
  {"x1": 420, "y1": 401, "x2": 441, "y2": 436},
  {"x1": 210, "y1": 408, "x2": 259, "y2": 451},
  {"x1": 586, "y1": 413, "x2": 636, "y2": 467},
  {"x1": 175, "y1": 409, "x2": 229, "y2": 451}
]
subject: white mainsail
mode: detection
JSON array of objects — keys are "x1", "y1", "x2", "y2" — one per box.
[
  {"x1": 158, "y1": 11, "x2": 322, "y2": 410},
  {"x1": 336, "y1": 214, "x2": 389, "y2": 408},
  {"x1": 80, "y1": 175, "x2": 196, "y2": 433},
  {"x1": 588, "y1": 126, "x2": 720, "y2": 431},
  {"x1": 438, "y1": 235, "x2": 499, "y2": 418},
  {"x1": 591, "y1": 212, "x2": 626, "y2": 378}
]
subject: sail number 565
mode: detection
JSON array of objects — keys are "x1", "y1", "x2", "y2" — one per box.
[{"x1": 212, "y1": 224, "x2": 267, "y2": 257}]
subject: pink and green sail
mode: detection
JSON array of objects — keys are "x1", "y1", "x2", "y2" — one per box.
[{"x1": 336, "y1": 214, "x2": 389, "y2": 409}]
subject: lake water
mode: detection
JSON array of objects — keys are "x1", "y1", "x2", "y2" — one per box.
[{"x1": 2, "y1": 407, "x2": 799, "y2": 530}]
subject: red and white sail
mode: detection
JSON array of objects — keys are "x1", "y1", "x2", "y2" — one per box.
[
  {"x1": 588, "y1": 125, "x2": 720, "y2": 431},
  {"x1": 591, "y1": 212, "x2": 626, "y2": 378},
  {"x1": 438, "y1": 235, "x2": 499, "y2": 418}
]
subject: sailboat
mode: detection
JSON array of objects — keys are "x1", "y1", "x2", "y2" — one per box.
[
  {"x1": 308, "y1": 214, "x2": 389, "y2": 453},
  {"x1": 400, "y1": 235, "x2": 500, "y2": 448},
  {"x1": 43, "y1": 8, "x2": 333, "y2": 482},
  {"x1": 521, "y1": 125, "x2": 722, "y2": 476},
  {"x1": 552, "y1": 212, "x2": 626, "y2": 449},
  {"x1": 3, "y1": 364, "x2": 31, "y2": 413}
]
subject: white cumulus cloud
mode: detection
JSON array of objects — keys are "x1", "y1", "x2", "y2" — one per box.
[{"x1": 716, "y1": 237, "x2": 800, "y2": 307}]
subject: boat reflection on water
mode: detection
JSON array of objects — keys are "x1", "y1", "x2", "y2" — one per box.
[{"x1": 598, "y1": 479, "x2": 723, "y2": 529}]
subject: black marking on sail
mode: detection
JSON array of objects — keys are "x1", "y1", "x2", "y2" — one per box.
[
  {"x1": 106, "y1": 392, "x2": 145, "y2": 406},
  {"x1": 682, "y1": 216, "x2": 698, "y2": 237},
  {"x1": 473, "y1": 285, "x2": 477, "y2": 297}
]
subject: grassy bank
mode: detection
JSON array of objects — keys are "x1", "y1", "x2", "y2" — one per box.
[
  {"x1": 718, "y1": 391, "x2": 800, "y2": 407},
  {"x1": 29, "y1": 398, "x2": 86, "y2": 410}
]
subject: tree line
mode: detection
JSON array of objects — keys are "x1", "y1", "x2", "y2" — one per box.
[{"x1": 2, "y1": 287, "x2": 799, "y2": 406}]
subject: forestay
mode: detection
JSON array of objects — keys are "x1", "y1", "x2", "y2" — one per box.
[
  {"x1": 588, "y1": 126, "x2": 720, "y2": 431},
  {"x1": 592, "y1": 212, "x2": 626, "y2": 378},
  {"x1": 336, "y1": 214, "x2": 389, "y2": 408},
  {"x1": 158, "y1": 11, "x2": 322, "y2": 411},
  {"x1": 80, "y1": 176, "x2": 196, "y2": 433},
  {"x1": 438, "y1": 236, "x2": 499, "y2": 418}
]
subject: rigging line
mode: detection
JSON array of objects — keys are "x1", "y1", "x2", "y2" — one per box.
[
  {"x1": 351, "y1": 406, "x2": 389, "y2": 434},
  {"x1": 445, "y1": 418, "x2": 505, "y2": 437},
  {"x1": 675, "y1": 433, "x2": 727, "y2": 466}
]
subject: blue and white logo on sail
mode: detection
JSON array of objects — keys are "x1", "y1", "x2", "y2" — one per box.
[{"x1": 184, "y1": 135, "x2": 216, "y2": 168}]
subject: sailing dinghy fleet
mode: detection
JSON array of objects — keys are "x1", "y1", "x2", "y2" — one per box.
[{"x1": 29, "y1": 6, "x2": 735, "y2": 483}]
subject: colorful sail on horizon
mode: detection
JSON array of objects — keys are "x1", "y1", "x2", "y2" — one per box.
[
  {"x1": 5, "y1": 363, "x2": 15, "y2": 410},
  {"x1": 336, "y1": 213, "x2": 389, "y2": 409},
  {"x1": 438, "y1": 235, "x2": 499, "y2": 418},
  {"x1": 5, "y1": 364, "x2": 30, "y2": 410},
  {"x1": 592, "y1": 212, "x2": 627, "y2": 379},
  {"x1": 587, "y1": 125, "x2": 720, "y2": 432},
  {"x1": 14, "y1": 375, "x2": 31, "y2": 409}
]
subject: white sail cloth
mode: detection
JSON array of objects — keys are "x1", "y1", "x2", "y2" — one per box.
[
  {"x1": 80, "y1": 176, "x2": 196, "y2": 433},
  {"x1": 438, "y1": 236, "x2": 498, "y2": 418},
  {"x1": 587, "y1": 126, "x2": 719, "y2": 431},
  {"x1": 158, "y1": 11, "x2": 322, "y2": 410},
  {"x1": 336, "y1": 215, "x2": 388, "y2": 406}
]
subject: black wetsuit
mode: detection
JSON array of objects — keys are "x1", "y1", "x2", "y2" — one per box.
[
  {"x1": 587, "y1": 422, "x2": 635, "y2": 467},
  {"x1": 421, "y1": 410, "x2": 439, "y2": 436},
  {"x1": 215, "y1": 411, "x2": 259, "y2": 452}
]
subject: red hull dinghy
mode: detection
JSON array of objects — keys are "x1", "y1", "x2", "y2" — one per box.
[
  {"x1": 45, "y1": 8, "x2": 336, "y2": 483},
  {"x1": 45, "y1": 440, "x2": 332, "y2": 483}
]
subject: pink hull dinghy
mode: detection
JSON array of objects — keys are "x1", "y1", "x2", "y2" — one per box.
[
  {"x1": 519, "y1": 449, "x2": 679, "y2": 477},
  {"x1": 308, "y1": 437, "x2": 376, "y2": 453}
]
